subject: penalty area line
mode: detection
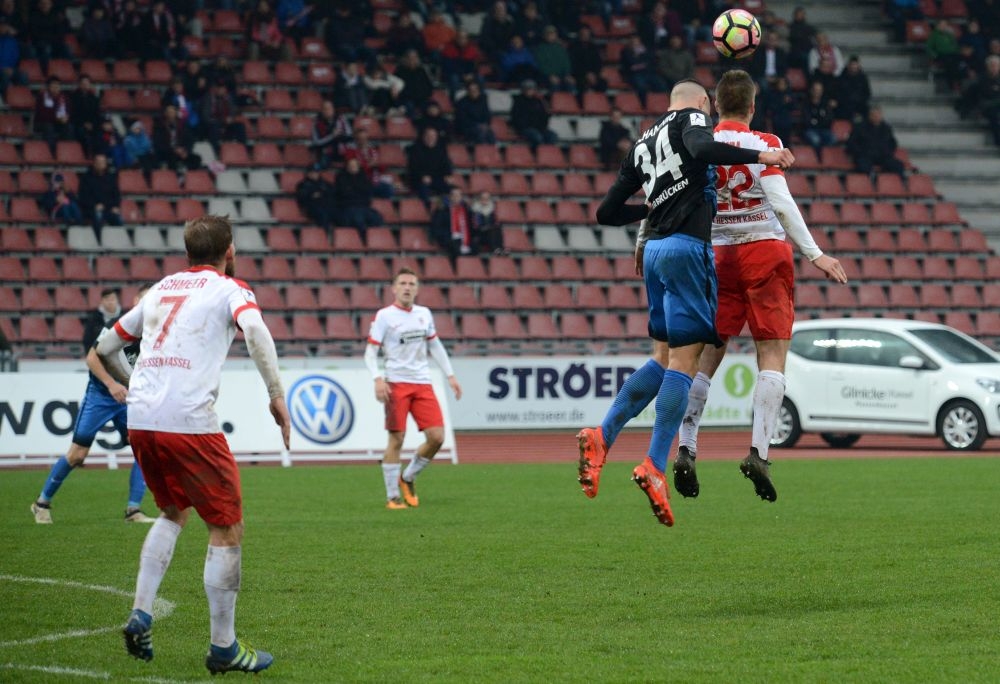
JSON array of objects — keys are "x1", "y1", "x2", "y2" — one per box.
[{"x1": 2, "y1": 663, "x2": 196, "y2": 684}]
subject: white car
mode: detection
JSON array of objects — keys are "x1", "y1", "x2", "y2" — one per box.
[{"x1": 774, "y1": 318, "x2": 1000, "y2": 451}]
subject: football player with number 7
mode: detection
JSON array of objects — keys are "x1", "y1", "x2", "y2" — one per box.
[
  {"x1": 577, "y1": 79, "x2": 795, "y2": 526},
  {"x1": 671, "y1": 69, "x2": 848, "y2": 504}
]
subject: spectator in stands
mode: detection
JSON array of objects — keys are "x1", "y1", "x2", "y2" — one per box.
[
  {"x1": 335, "y1": 157, "x2": 384, "y2": 234},
  {"x1": 323, "y1": 3, "x2": 373, "y2": 65},
  {"x1": 927, "y1": 20, "x2": 963, "y2": 92},
  {"x1": 310, "y1": 99, "x2": 352, "y2": 168},
  {"x1": 761, "y1": 75, "x2": 796, "y2": 145},
  {"x1": 801, "y1": 80, "x2": 837, "y2": 161},
  {"x1": 619, "y1": 35, "x2": 665, "y2": 108},
  {"x1": 970, "y1": 0, "x2": 1000, "y2": 32},
  {"x1": 641, "y1": 1, "x2": 684, "y2": 51},
  {"x1": 960, "y1": 18, "x2": 987, "y2": 64},
  {"x1": 26, "y1": 0, "x2": 69, "y2": 70},
  {"x1": 153, "y1": 104, "x2": 200, "y2": 172},
  {"x1": 114, "y1": 0, "x2": 146, "y2": 57},
  {"x1": 847, "y1": 105, "x2": 906, "y2": 177},
  {"x1": 750, "y1": 32, "x2": 789, "y2": 92},
  {"x1": 533, "y1": 25, "x2": 575, "y2": 92},
  {"x1": 334, "y1": 61, "x2": 369, "y2": 114},
  {"x1": 276, "y1": 0, "x2": 313, "y2": 44},
  {"x1": 395, "y1": 49, "x2": 435, "y2": 117},
  {"x1": 79, "y1": 153, "x2": 123, "y2": 239},
  {"x1": 568, "y1": 25, "x2": 607, "y2": 97},
  {"x1": 343, "y1": 127, "x2": 395, "y2": 198},
  {"x1": 598, "y1": 107, "x2": 633, "y2": 169},
  {"x1": 499, "y1": 34, "x2": 542, "y2": 85},
  {"x1": 162, "y1": 77, "x2": 200, "y2": 135},
  {"x1": 144, "y1": 1, "x2": 186, "y2": 64},
  {"x1": 34, "y1": 76, "x2": 73, "y2": 156},
  {"x1": 423, "y1": 10, "x2": 456, "y2": 60},
  {"x1": 656, "y1": 33, "x2": 695, "y2": 90},
  {"x1": 246, "y1": 0, "x2": 291, "y2": 62},
  {"x1": 72, "y1": 74, "x2": 103, "y2": 158},
  {"x1": 386, "y1": 11, "x2": 425, "y2": 59},
  {"x1": 430, "y1": 186, "x2": 475, "y2": 259},
  {"x1": 364, "y1": 64, "x2": 406, "y2": 116},
  {"x1": 787, "y1": 6, "x2": 817, "y2": 70},
  {"x1": 207, "y1": 56, "x2": 239, "y2": 98},
  {"x1": 958, "y1": 55, "x2": 1000, "y2": 145},
  {"x1": 810, "y1": 55, "x2": 840, "y2": 100},
  {"x1": 441, "y1": 29, "x2": 484, "y2": 97},
  {"x1": 80, "y1": 5, "x2": 115, "y2": 59},
  {"x1": 40, "y1": 172, "x2": 82, "y2": 226},
  {"x1": 479, "y1": 0, "x2": 517, "y2": 59},
  {"x1": 808, "y1": 32, "x2": 845, "y2": 77},
  {"x1": 182, "y1": 59, "x2": 209, "y2": 104},
  {"x1": 418, "y1": 100, "x2": 452, "y2": 142},
  {"x1": 0, "y1": 0, "x2": 27, "y2": 94},
  {"x1": 516, "y1": 1, "x2": 548, "y2": 47},
  {"x1": 454, "y1": 81, "x2": 496, "y2": 144},
  {"x1": 471, "y1": 190, "x2": 504, "y2": 255},
  {"x1": 886, "y1": 0, "x2": 923, "y2": 43},
  {"x1": 407, "y1": 126, "x2": 453, "y2": 206},
  {"x1": 123, "y1": 120, "x2": 155, "y2": 177},
  {"x1": 835, "y1": 56, "x2": 871, "y2": 121},
  {"x1": 199, "y1": 79, "x2": 247, "y2": 153},
  {"x1": 93, "y1": 115, "x2": 129, "y2": 170},
  {"x1": 295, "y1": 164, "x2": 337, "y2": 233},
  {"x1": 510, "y1": 79, "x2": 558, "y2": 148}
]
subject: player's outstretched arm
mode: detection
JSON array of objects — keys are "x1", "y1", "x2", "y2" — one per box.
[
  {"x1": 760, "y1": 174, "x2": 848, "y2": 284},
  {"x1": 240, "y1": 307, "x2": 290, "y2": 449},
  {"x1": 429, "y1": 336, "x2": 461, "y2": 399},
  {"x1": 95, "y1": 313, "x2": 139, "y2": 385},
  {"x1": 86, "y1": 345, "x2": 128, "y2": 403}
]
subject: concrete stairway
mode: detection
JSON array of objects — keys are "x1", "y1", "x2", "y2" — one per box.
[{"x1": 768, "y1": 0, "x2": 1000, "y2": 249}]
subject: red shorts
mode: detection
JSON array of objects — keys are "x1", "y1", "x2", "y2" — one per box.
[
  {"x1": 715, "y1": 239, "x2": 795, "y2": 340},
  {"x1": 384, "y1": 382, "x2": 443, "y2": 433},
  {"x1": 128, "y1": 430, "x2": 242, "y2": 526}
]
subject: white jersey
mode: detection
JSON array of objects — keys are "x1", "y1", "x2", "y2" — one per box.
[
  {"x1": 712, "y1": 121, "x2": 787, "y2": 246},
  {"x1": 367, "y1": 303, "x2": 439, "y2": 384},
  {"x1": 113, "y1": 266, "x2": 260, "y2": 433}
]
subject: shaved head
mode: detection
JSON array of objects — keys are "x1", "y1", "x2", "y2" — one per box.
[{"x1": 669, "y1": 79, "x2": 710, "y2": 114}]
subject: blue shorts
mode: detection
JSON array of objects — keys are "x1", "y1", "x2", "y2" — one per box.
[
  {"x1": 72, "y1": 383, "x2": 128, "y2": 447},
  {"x1": 643, "y1": 233, "x2": 721, "y2": 348}
]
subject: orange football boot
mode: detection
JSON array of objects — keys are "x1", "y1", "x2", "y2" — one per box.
[
  {"x1": 399, "y1": 477, "x2": 419, "y2": 507},
  {"x1": 632, "y1": 457, "x2": 674, "y2": 527},
  {"x1": 576, "y1": 427, "x2": 608, "y2": 498}
]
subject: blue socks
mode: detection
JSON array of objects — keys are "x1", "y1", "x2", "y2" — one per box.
[
  {"x1": 648, "y1": 370, "x2": 694, "y2": 472},
  {"x1": 39, "y1": 456, "x2": 74, "y2": 502},
  {"x1": 128, "y1": 461, "x2": 147, "y2": 510},
  {"x1": 600, "y1": 359, "x2": 665, "y2": 448}
]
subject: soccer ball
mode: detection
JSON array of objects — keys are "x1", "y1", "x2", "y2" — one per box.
[{"x1": 712, "y1": 9, "x2": 762, "y2": 59}]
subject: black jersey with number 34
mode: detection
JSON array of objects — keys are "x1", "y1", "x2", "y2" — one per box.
[{"x1": 624, "y1": 107, "x2": 718, "y2": 240}]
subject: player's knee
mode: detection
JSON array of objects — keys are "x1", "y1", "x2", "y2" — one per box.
[
  {"x1": 424, "y1": 428, "x2": 444, "y2": 451},
  {"x1": 66, "y1": 444, "x2": 89, "y2": 466}
]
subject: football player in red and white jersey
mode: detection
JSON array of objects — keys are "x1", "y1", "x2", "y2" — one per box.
[
  {"x1": 97, "y1": 215, "x2": 290, "y2": 675},
  {"x1": 671, "y1": 70, "x2": 848, "y2": 502},
  {"x1": 365, "y1": 267, "x2": 462, "y2": 509}
]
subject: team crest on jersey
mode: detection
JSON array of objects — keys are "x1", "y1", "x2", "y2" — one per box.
[{"x1": 287, "y1": 375, "x2": 355, "y2": 444}]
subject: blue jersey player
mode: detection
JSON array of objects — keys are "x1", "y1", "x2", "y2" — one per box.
[
  {"x1": 576, "y1": 80, "x2": 795, "y2": 526},
  {"x1": 31, "y1": 286, "x2": 155, "y2": 524}
]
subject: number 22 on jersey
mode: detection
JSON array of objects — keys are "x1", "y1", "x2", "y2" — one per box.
[{"x1": 715, "y1": 164, "x2": 764, "y2": 212}]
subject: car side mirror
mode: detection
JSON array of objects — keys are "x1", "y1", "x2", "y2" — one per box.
[{"x1": 899, "y1": 355, "x2": 925, "y2": 369}]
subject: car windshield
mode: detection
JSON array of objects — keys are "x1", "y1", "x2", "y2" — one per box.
[{"x1": 908, "y1": 328, "x2": 998, "y2": 363}]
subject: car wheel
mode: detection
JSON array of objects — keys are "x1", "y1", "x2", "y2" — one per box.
[
  {"x1": 820, "y1": 433, "x2": 861, "y2": 449},
  {"x1": 771, "y1": 398, "x2": 802, "y2": 448},
  {"x1": 937, "y1": 400, "x2": 987, "y2": 451}
]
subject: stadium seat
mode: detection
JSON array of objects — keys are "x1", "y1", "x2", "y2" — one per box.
[
  {"x1": 550, "y1": 92, "x2": 580, "y2": 115},
  {"x1": 551, "y1": 255, "x2": 583, "y2": 279},
  {"x1": 813, "y1": 175, "x2": 844, "y2": 198},
  {"x1": 21, "y1": 286, "x2": 55, "y2": 311},
  {"x1": 271, "y1": 199, "x2": 306, "y2": 223},
  {"x1": 612, "y1": 256, "x2": 639, "y2": 280},
  {"x1": 950, "y1": 283, "x2": 982, "y2": 308},
  {"x1": 832, "y1": 230, "x2": 864, "y2": 252},
  {"x1": 527, "y1": 313, "x2": 560, "y2": 339},
  {"x1": 840, "y1": 203, "x2": 870, "y2": 225},
  {"x1": 592, "y1": 313, "x2": 623, "y2": 339},
  {"x1": 366, "y1": 226, "x2": 398, "y2": 251},
  {"x1": 875, "y1": 174, "x2": 907, "y2": 197},
  {"x1": 895, "y1": 228, "x2": 928, "y2": 252},
  {"x1": 19, "y1": 318, "x2": 52, "y2": 342},
  {"x1": 3, "y1": 86, "x2": 34, "y2": 110},
  {"x1": 606, "y1": 283, "x2": 640, "y2": 309},
  {"x1": 502, "y1": 227, "x2": 534, "y2": 252},
  {"x1": 469, "y1": 172, "x2": 500, "y2": 195},
  {"x1": 460, "y1": 313, "x2": 494, "y2": 340},
  {"x1": 494, "y1": 200, "x2": 525, "y2": 224},
  {"x1": 357, "y1": 256, "x2": 392, "y2": 281},
  {"x1": 33, "y1": 227, "x2": 68, "y2": 252},
  {"x1": 922, "y1": 256, "x2": 953, "y2": 280},
  {"x1": 566, "y1": 227, "x2": 602, "y2": 251},
  {"x1": 785, "y1": 174, "x2": 812, "y2": 197},
  {"x1": 953, "y1": 256, "x2": 984, "y2": 279},
  {"x1": 943, "y1": 311, "x2": 975, "y2": 335},
  {"x1": 926, "y1": 229, "x2": 959, "y2": 252},
  {"x1": 536, "y1": 145, "x2": 565, "y2": 169},
  {"x1": 543, "y1": 284, "x2": 575, "y2": 309},
  {"x1": 292, "y1": 313, "x2": 325, "y2": 340},
  {"x1": 865, "y1": 229, "x2": 897, "y2": 252},
  {"x1": 53, "y1": 286, "x2": 87, "y2": 312},
  {"x1": 870, "y1": 202, "x2": 902, "y2": 225},
  {"x1": 505, "y1": 145, "x2": 535, "y2": 169},
  {"x1": 958, "y1": 230, "x2": 989, "y2": 253},
  {"x1": 807, "y1": 201, "x2": 839, "y2": 226},
  {"x1": 1, "y1": 227, "x2": 32, "y2": 251},
  {"x1": 253, "y1": 284, "x2": 284, "y2": 311},
  {"x1": 887, "y1": 283, "x2": 919, "y2": 308},
  {"x1": 560, "y1": 313, "x2": 592, "y2": 339},
  {"x1": 326, "y1": 256, "x2": 359, "y2": 281},
  {"x1": 292, "y1": 255, "x2": 325, "y2": 281},
  {"x1": 529, "y1": 172, "x2": 561, "y2": 196},
  {"x1": 398, "y1": 199, "x2": 429, "y2": 223},
  {"x1": 826, "y1": 285, "x2": 858, "y2": 309},
  {"x1": 583, "y1": 256, "x2": 615, "y2": 280},
  {"x1": 901, "y1": 203, "x2": 932, "y2": 225},
  {"x1": 625, "y1": 312, "x2": 648, "y2": 337},
  {"x1": 422, "y1": 255, "x2": 457, "y2": 281},
  {"x1": 857, "y1": 284, "x2": 889, "y2": 309},
  {"x1": 52, "y1": 315, "x2": 84, "y2": 343},
  {"x1": 932, "y1": 202, "x2": 963, "y2": 225},
  {"x1": 329, "y1": 228, "x2": 363, "y2": 253},
  {"x1": 511, "y1": 284, "x2": 545, "y2": 309},
  {"x1": 976, "y1": 311, "x2": 1000, "y2": 337},
  {"x1": 475, "y1": 284, "x2": 510, "y2": 310},
  {"x1": 499, "y1": 172, "x2": 530, "y2": 195},
  {"x1": 525, "y1": 200, "x2": 556, "y2": 224},
  {"x1": 447, "y1": 284, "x2": 478, "y2": 310},
  {"x1": 315, "y1": 284, "x2": 350, "y2": 310},
  {"x1": 562, "y1": 174, "x2": 594, "y2": 197},
  {"x1": 492, "y1": 313, "x2": 526, "y2": 339},
  {"x1": 574, "y1": 283, "x2": 607, "y2": 308},
  {"x1": 568, "y1": 145, "x2": 601, "y2": 169},
  {"x1": 261, "y1": 256, "x2": 295, "y2": 281},
  {"x1": 906, "y1": 174, "x2": 937, "y2": 198},
  {"x1": 220, "y1": 142, "x2": 251, "y2": 167},
  {"x1": 455, "y1": 257, "x2": 488, "y2": 280},
  {"x1": 326, "y1": 314, "x2": 359, "y2": 340}
]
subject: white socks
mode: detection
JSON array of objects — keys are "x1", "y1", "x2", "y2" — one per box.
[
  {"x1": 403, "y1": 456, "x2": 431, "y2": 482},
  {"x1": 382, "y1": 462, "x2": 401, "y2": 499},
  {"x1": 134, "y1": 517, "x2": 182, "y2": 615},
  {"x1": 677, "y1": 372, "x2": 711, "y2": 453},
  {"x1": 204, "y1": 545, "x2": 241, "y2": 648},
  {"x1": 751, "y1": 370, "x2": 786, "y2": 461}
]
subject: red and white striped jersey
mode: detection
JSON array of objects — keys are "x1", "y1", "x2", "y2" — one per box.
[{"x1": 113, "y1": 266, "x2": 260, "y2": 433}]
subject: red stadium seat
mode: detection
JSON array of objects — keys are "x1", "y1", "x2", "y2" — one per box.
[
  {"x1": 869, "y1": 202, "x2": 902, "y2": 225},
  {"x1": 488, "y1": 255, "x2": 519, "y2": 280},
  {"x1": 53, "y1": 315, "x2": 84, "y2": 342},
  {"x1": 926, "y1": 229, "x2": 959, "y2": 252},
  {"x1": 575, "y1": 283, "x2": 607, "y2": 308},
  {"x1": 512, "y1": 283, "x2": 545, "y2": 308},
  {"x1": 857, "y1": 284, "x2": 888, "y2": 309},
  {"x1": 473, "y1": 144, "x2": 503, "y2": 168},
  {"x1": 366, "y1": 226, "x2": 398, "y2": 251},
  {"x1": 448, "y1": 284, "x2": 478, "y2": 309},
  {"x1": 860, "y1": 256, "x2": 891, "y2": 280},
  {"x1": 807, "y1": 201, "x2": 839, "y2": 226},
  {"x1": 325, "y1": 256, "x2": 358, "y2": 282},
  {"x1": 317, "y1": 285, "x2": 350, "y2": 310},
  {"x1": 953, "y1": 256, "x2": 984, "y2": 279},
  {"x1": 606, "y1": 283, "x2": 640, "y2": 308},
  {"x1": 865, "y1": 229, "x2": 897, "y2": 252},
  {"x1": 478, "y1": 284, "x2": 512, "y2": 310},
  {"x1": 356, "y1": 256, "x2": 391, "y2": 281},
  {"x1": 813, "y1": 175, "x2": 844, "y2": 198},
  {"x1": 271, "y1": 199, "x2": 306, "y2": 223},
  {"x1": 840, "y1": 203, "x2": 870, "y2": 226},
  {"x1": 4, "y1": 86, "x2": 34, "y2": 110},
  {"x1": 958, "y1": 230, "x2": 989, "y2": 252},
  {"x1": 922, "y1": 256, "x2": 953, "y2": 280},
  {"x1": 888, "y1": 283, "x2": 919, "y2": 308},
  {"x1": 976, "y1": 311, "x2": 1000, "y2": 336},
  {"x1": 550, "y1": 255, "x2": 583, "y2": 279},
  {"x1": 21, "y1": 286, "x2": 54, "y2": 311},
  {"x1": 220, "y1": 142, "x2": 251, "y2": 167},
  {"x1": 505, "y1": 145, "x2": 535, "y2": 169},
  {"x1": 292, "y1": 256, "x2": 325, "y2": 281},
  {"x1": 593, "y1": 313, "x2": 623, "y2": 339},
  {"x1": 11, "y1": 198, "x2": 46, "y2": 223},
  {"x1": 943, "y1": 311, "x2": 975, "y2": 335},
  {"x1": 536, "y1": 145, "x2": 565, "y2": 168},
  {"x1": 826, "y1": 285, "x2": 858, "y2": 309},
  {"x1": 502, "y1": 227, "x2": 534, "y2": 252},
  {"x1": 254, "y1": 285, "x2": 286, "y2": 313},
  {"x1": 499, "y1": 172, "x2": 530, "y2": 195},
  {"x1": 895, "y1": 228, "x2": 928, "y2": 252},
  {"x1": 292, "y1": 314, "x2": 326, "y2": 340},
  {"x1": 422, "y1": 255, "x2": 457, "y2": 281},
  {"x1": 562, "y1": 174, "x2": 594, "y2": 197},
  {"x1": 495, "y1": 200, "x2": 525, "y2": 224},
  {"x1": 326, "y1": 314, "x2": 359, "y2": 340},
  {"x1": 560, "y1": 313, "x2": 592, "y2": 339},
  {"x1": 492, "y1": 313, "x2": 527, "y2": 339},
  {"x1": 460, "y1": 313, "x2": 494, "y2": 340},
  {"x1": 176, "y1": 199, "x2": 205, "y2": 222},
  {"x1": 526, "y1": 313, "x2": 559, "y2": 338},
  {"x1": 844, "y1": 173, "x2": 877, "y2": 198},
  {"x1": 261, "y1": 256, "x2": 294, "y2": 281},
  {"x1": 931, "y1": 202, "x2": 963, "y2": 225},
  {"x1": 832, "y1": 230, "x2": 864, "y2": 252},
  {"x1": 15, "y1": 171, "x2": 47, "y2": 195},
  {"x1": 550, "y1": 92, "x2": 580, "y2": 115},
  {"x1": 542, "y1": 283, "x2": 574, "y2": 308},
  {"x1": 582, "y1": 91, "x2": 612, "y2": 115},
  {"x1": 469, "y1": 172, "x2": 500, "y2": 195},
  {"x1": 906, "y1": 174, "x2": 937, "y2": 198},
  {"x1": 950, "y1": 283, "x2": 981, "y2": 308},
  {"x1": 900, "y1": 203, "x2": 932, "y2": 225},
  {"x1": 19, "y1": 318, "x2": 52, "y2": 342},
  {"x1": 524, "y1": 200, "x2": 556, "y2": 224},
  {"x1": 455, "y1": 256, "x2": 488, "y2": 280}
]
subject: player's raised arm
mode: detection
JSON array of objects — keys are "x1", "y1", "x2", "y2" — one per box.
[
  {"x1": 760, "y1": 174, "x2": 848, "y2": 283},
  {"x1": 238, "y1": 307, "x2": 290, "y2": 449},
  {"x1": 594, "y1": 158, "x2": 648, "y2": 226}
]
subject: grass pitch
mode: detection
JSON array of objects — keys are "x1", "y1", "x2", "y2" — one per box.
[{"x1": 1, "y1": 456, "x2": 999, "y2": 682}]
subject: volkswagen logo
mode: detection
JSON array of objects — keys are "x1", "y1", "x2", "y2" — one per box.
[{"x1": 287, "y1": 375, "x2": 355, "y2": 445}]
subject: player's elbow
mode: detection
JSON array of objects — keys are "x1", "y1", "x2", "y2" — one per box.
[{"x1": 595, "y1": 202, "x2": 624, "y2": 226}]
